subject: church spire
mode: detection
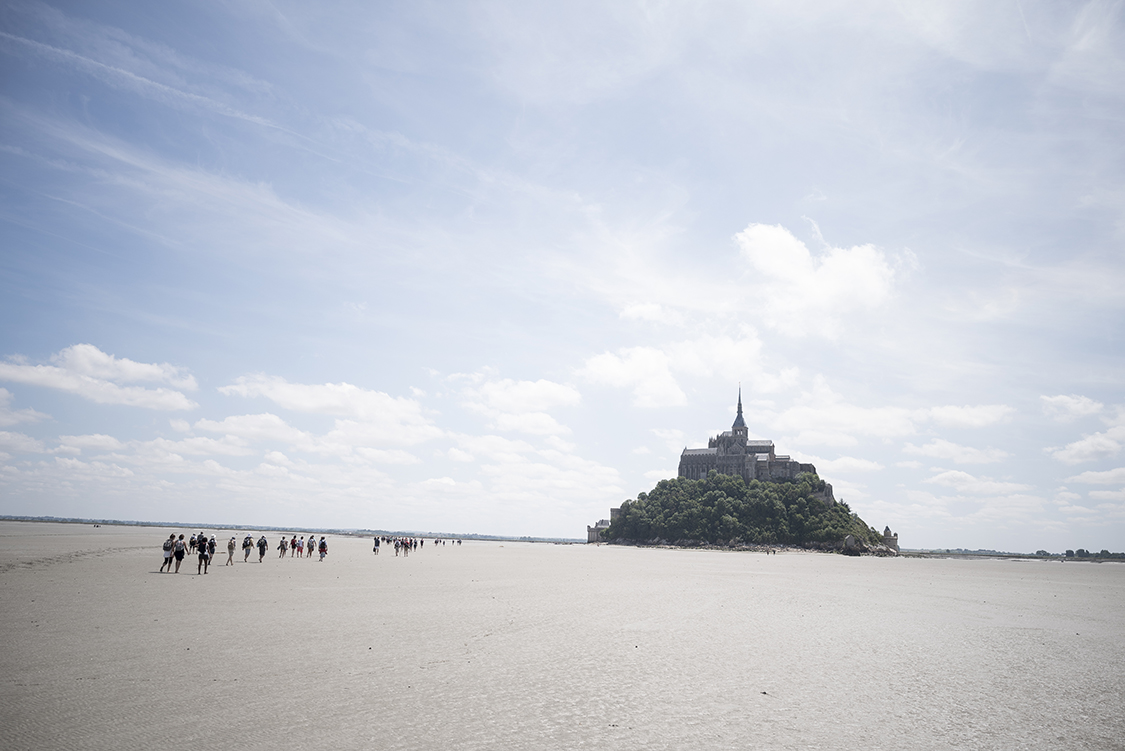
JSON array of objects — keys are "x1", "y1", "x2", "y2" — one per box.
[{"x1": 732, "y1": 385, "x2": 746, "y2": 431}]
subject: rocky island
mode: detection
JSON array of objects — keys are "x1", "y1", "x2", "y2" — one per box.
[{"x1": 591, "y1": 391, "x2": 898, "y2": 554}]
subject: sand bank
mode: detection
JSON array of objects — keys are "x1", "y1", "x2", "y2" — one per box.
[{"x1": 1, "y1": 521, "x2": 1122, "y2": 750}]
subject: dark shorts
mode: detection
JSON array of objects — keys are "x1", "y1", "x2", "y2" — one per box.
[
  {"x1": 174, "y1": 550, "x2": 185, "y2": 561},
  {"x1": 199, "y1": 552, "x2": 210, "y2": 561}
]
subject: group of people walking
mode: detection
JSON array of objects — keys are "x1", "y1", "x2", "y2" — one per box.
[
  {"x1": 160, "y1": 532, "x2": 329, "y2": 574},
  {"x1": 269, "y1": 534, "x2": 329, "y2": 561},
  {"x1": 373, "y1": 536, "x2": 461, "y2": 556}
]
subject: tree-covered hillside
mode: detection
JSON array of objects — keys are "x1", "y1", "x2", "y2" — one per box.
[{"x1": 602, "y1": 471, "x2": 884, "y2": 548}]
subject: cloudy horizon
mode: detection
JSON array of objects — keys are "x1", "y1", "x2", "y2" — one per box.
[{"x1": 2, "y1": 1, "x2": 1123, "y2": 551}]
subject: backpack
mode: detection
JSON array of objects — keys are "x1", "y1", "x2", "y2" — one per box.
[
  {"x1": 318, "y1": 539, "x2": 327, "y2": 552},
  {"x1": 163, "y1": 539, "x2": 173, "y2": 552}
]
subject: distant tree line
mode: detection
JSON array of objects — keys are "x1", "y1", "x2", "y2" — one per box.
[
  {"x1": 601, "y1": 471, "x2": 884, "y2": 547},
  {"x1": 1064, "y1": 549, "x2": 1124, "y2": 559}
]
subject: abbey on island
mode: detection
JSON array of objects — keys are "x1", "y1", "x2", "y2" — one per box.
[{"x1": 678, "y1": 390, "x2": 820, "y2": 484}]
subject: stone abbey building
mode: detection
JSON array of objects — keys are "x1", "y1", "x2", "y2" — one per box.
[{"x1": 678, "y1": 390, "x2": 819, "y2": 484}]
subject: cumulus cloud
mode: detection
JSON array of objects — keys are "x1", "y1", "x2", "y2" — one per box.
[
  {"x1": 903, "y1": 438, "x2": 1008, "y2": 464},
  {"x1": 620, "y1": 303, "x2": 684, "y2": 326},
  {"x1": 0, "y1": 430, "x2": 47, "y2": 453},
  {"x1": 0, "y1": 388, "x2": 49, "y2": 427},
  {"x1": 927, "y1": 404, "x2": 1014, "y2": 427},
  {"x1": 734, "y1": 223, "x2": 896, "y2": 337},
  {"x1": 57, "y1": 434, "x2": 124, "y2": 453},
  {"x1": 1067, "y1": 467, "x2": 1125, "y2": 485},
  {"x1": 1041, "y1": 394, "x2": 1104, "y2": 421},
  {"x1": 459, "y1": 376, "x2": 581, "y2": 436},
  {"x1": 771, "y1": 377, "x2": 916, "y2": 446},
  {"x1": 195, "y1": 413, "x2": 310, "y2": 446},
  {"x1": 1047, "y1": 425, "x2": 1125, "y2": 464},
  {"x1": 651, "y1": 428, "x2": 686, "y2": 454},
  {"x1": 0, "y1": 344, "x2": 198, "y2": 410},
  {"x1": 813, "y1": 456, "x2": 886, "y2": 474},
  {"x1": 579, "y1": 331, "x2": 779, "y2": 409},
  {"x1": 219, "y1": 374, "x2": 442, "y2": 445},
  {"x1": 578, "y1": 346, "x2": 686, "y2": 408},
  {"x1": 924, "y1": 469, "x2": 1031, "y2": 495}
]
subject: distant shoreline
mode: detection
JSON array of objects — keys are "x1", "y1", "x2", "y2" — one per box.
[{"x1": 0, "y1": 515, "x2": 583, "y2": 545}]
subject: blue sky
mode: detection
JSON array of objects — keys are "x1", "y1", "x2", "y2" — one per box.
[{"x1": 1, "y1": 1, "x2": 1123, "y2": 550}]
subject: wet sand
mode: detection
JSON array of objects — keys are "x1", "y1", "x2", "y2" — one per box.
[{"x1": 1, "y1": 521, "x2": 1122, "y2": 750}]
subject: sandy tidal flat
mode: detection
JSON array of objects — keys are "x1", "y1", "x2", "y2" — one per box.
[{"x1": 1, "y1": 521, "x2": 1122, "y2": 750}]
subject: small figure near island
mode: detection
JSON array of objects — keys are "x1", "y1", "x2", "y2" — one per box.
[
  {"x1": 307, "y1": 533, "x2": 316, "y2": 559},
  {"x1": 297, "y1": 536, "x2": 304, "y2": 557},
  {"x1": 373, "y1": 536, "x2": 380, "y2": 555},
  {"x1": 197, "y1": 532, "x2": 211, "y2": 574},
  {"x1": 188, "y1": 533, "x2": 197, "y2": 554},
  {"x1": 257, "y1": 535, "x2": 268, "y2": 562},
  {"x1": 208, "y1": 535, "x2": 216, "y2": 561},
  {"x1": 226, "y1": 537, "x2": 236, "y2": 566},
  {"x1": 277, "y1": 536, "x2": 288, "y2": 558},
  {"x1": 160, "y1": 533, "x2": 175, "y2": 572},
  {"x1": 242, "y1": 534, "x2": 253, "y2": 562},
  {"x1": 173, "y1": 534, "x2": 186, "y2": 572},
  {"x1": 318, "y1": 536, "x2": 328, "y2": 561},
  {"x1": 290, "y1": 535, "x2": 298, "y2": 557}
]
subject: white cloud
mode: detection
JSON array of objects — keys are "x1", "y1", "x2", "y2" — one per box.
[
  {"x1": 57, "y1": 434, "x2": 124, "y2": 453},
  {"x1": 1041, "y1": 394, "x2": 1104, "y2": 421},
  {"x1": 578, "y1": 346, "x2": 686, "y2": 408},
  {"x1": 651, "y1": 428, "x2": 686, "y2": 454},
  {"x1": 734, "y1": 223, "x2": 896, "y2": 337},
  {"x1": 772, "y1": 377, "x2": 916, "y2": 445},
  {"x1": 0, "y1": 345, "x2": 197, "y2": 410},
  {"x1": 140, "y1": 435, "x2": 254, "y2": 458},
  {"x1": 896, "y1": 460, "x2": 922, "y2": 469},
  {"x1": 460, "y1": 376, "x2": 580, "y2": 435},
  {"x1": 927, "y1": 404, "x2": 1014, "y2": 427},
  {"x1": 814, "y1": 456, "x2": 886, "y2": 474},
  {"x1": 620, "y1": 303, "x2": 684, "y2": 326},
  {"x1": 0, "y1": 388, "x2": 49, "y2": 427},
  {"x1": 644, "y1": 468, "x2": 676, "y2": 481},
  {"x1": 194, "y1": 413, "x2": 310, "y2": 446},
  {"x1": 1067, "y1": 467, "x2": 1125, "y2": 485},
  {"x1": 578, "y1": 331, "x2": 784, "y2": 409},
  {"x1": 0, "y1": 431, "x2": 47, "y2": 453},
  {"x1": 51, "y1": 344, "x2": 197, "y2": 389},
  {"x1": 903, "y1": 438, "x2": 1008, "y2": 464},
  {"x1": 219, "y1": 374, "x2": 441, "y2": 445},
  {"x1": 1047, "y1": 425, "x2": 1125, "y2": 464},
  {"x1": 470, "y1": 378, "x2": 581, "y2": 414},
  {"x1": 353, "y1": 447, "x2": 420, "y2": 464},
  {"x1": 924, "y1": 469, "x2": 1031, "y2": 495}
]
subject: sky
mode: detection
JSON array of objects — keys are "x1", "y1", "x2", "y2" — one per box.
[{"x1": 1, "y1": 1, "x2": 1123, "y2": 551}]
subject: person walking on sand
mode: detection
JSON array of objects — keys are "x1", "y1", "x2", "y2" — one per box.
[
  {"x1": 208, "y1": 535, "x2": 217, "y2": 562},
  {"x1": 257, "y1": 535, "x2": 268, "y2": 562},
  {"x1": 197, "y1": 533, "x2": 211, "y2": 574},
  {"x1": 278, "y1": 536, "x2": 288, "y2": 558},
  {"x1": 297, "y1": 536, "x2": 304, "y2": 557},
  {"x1": 290, "y1": 535, "x2": 298, "y2": 557},
  {"x1": 226, "y1": 537, "x2": 236, "y2": 566},
  {"x1": 372, "y1": 537, "x2": 379, "y2": 555},
  {"x1": 189, "y1": 534, "x2": 197, "y2": 554},
  {"x1": 307, "y1": 533, "x2": 316, "y2": 559},
  {"x1": 243, "y1": 534, "x2": 253, "y2": 562},
  {"x1": 160, "y1": 534, "x2": 175, "y2": 572},
  {"x1": 173, "y1": 534, "x2": 186, "y2": 573},
  {"x1": 318, "y1": 536, "x2": 328, "y2": 561}
]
